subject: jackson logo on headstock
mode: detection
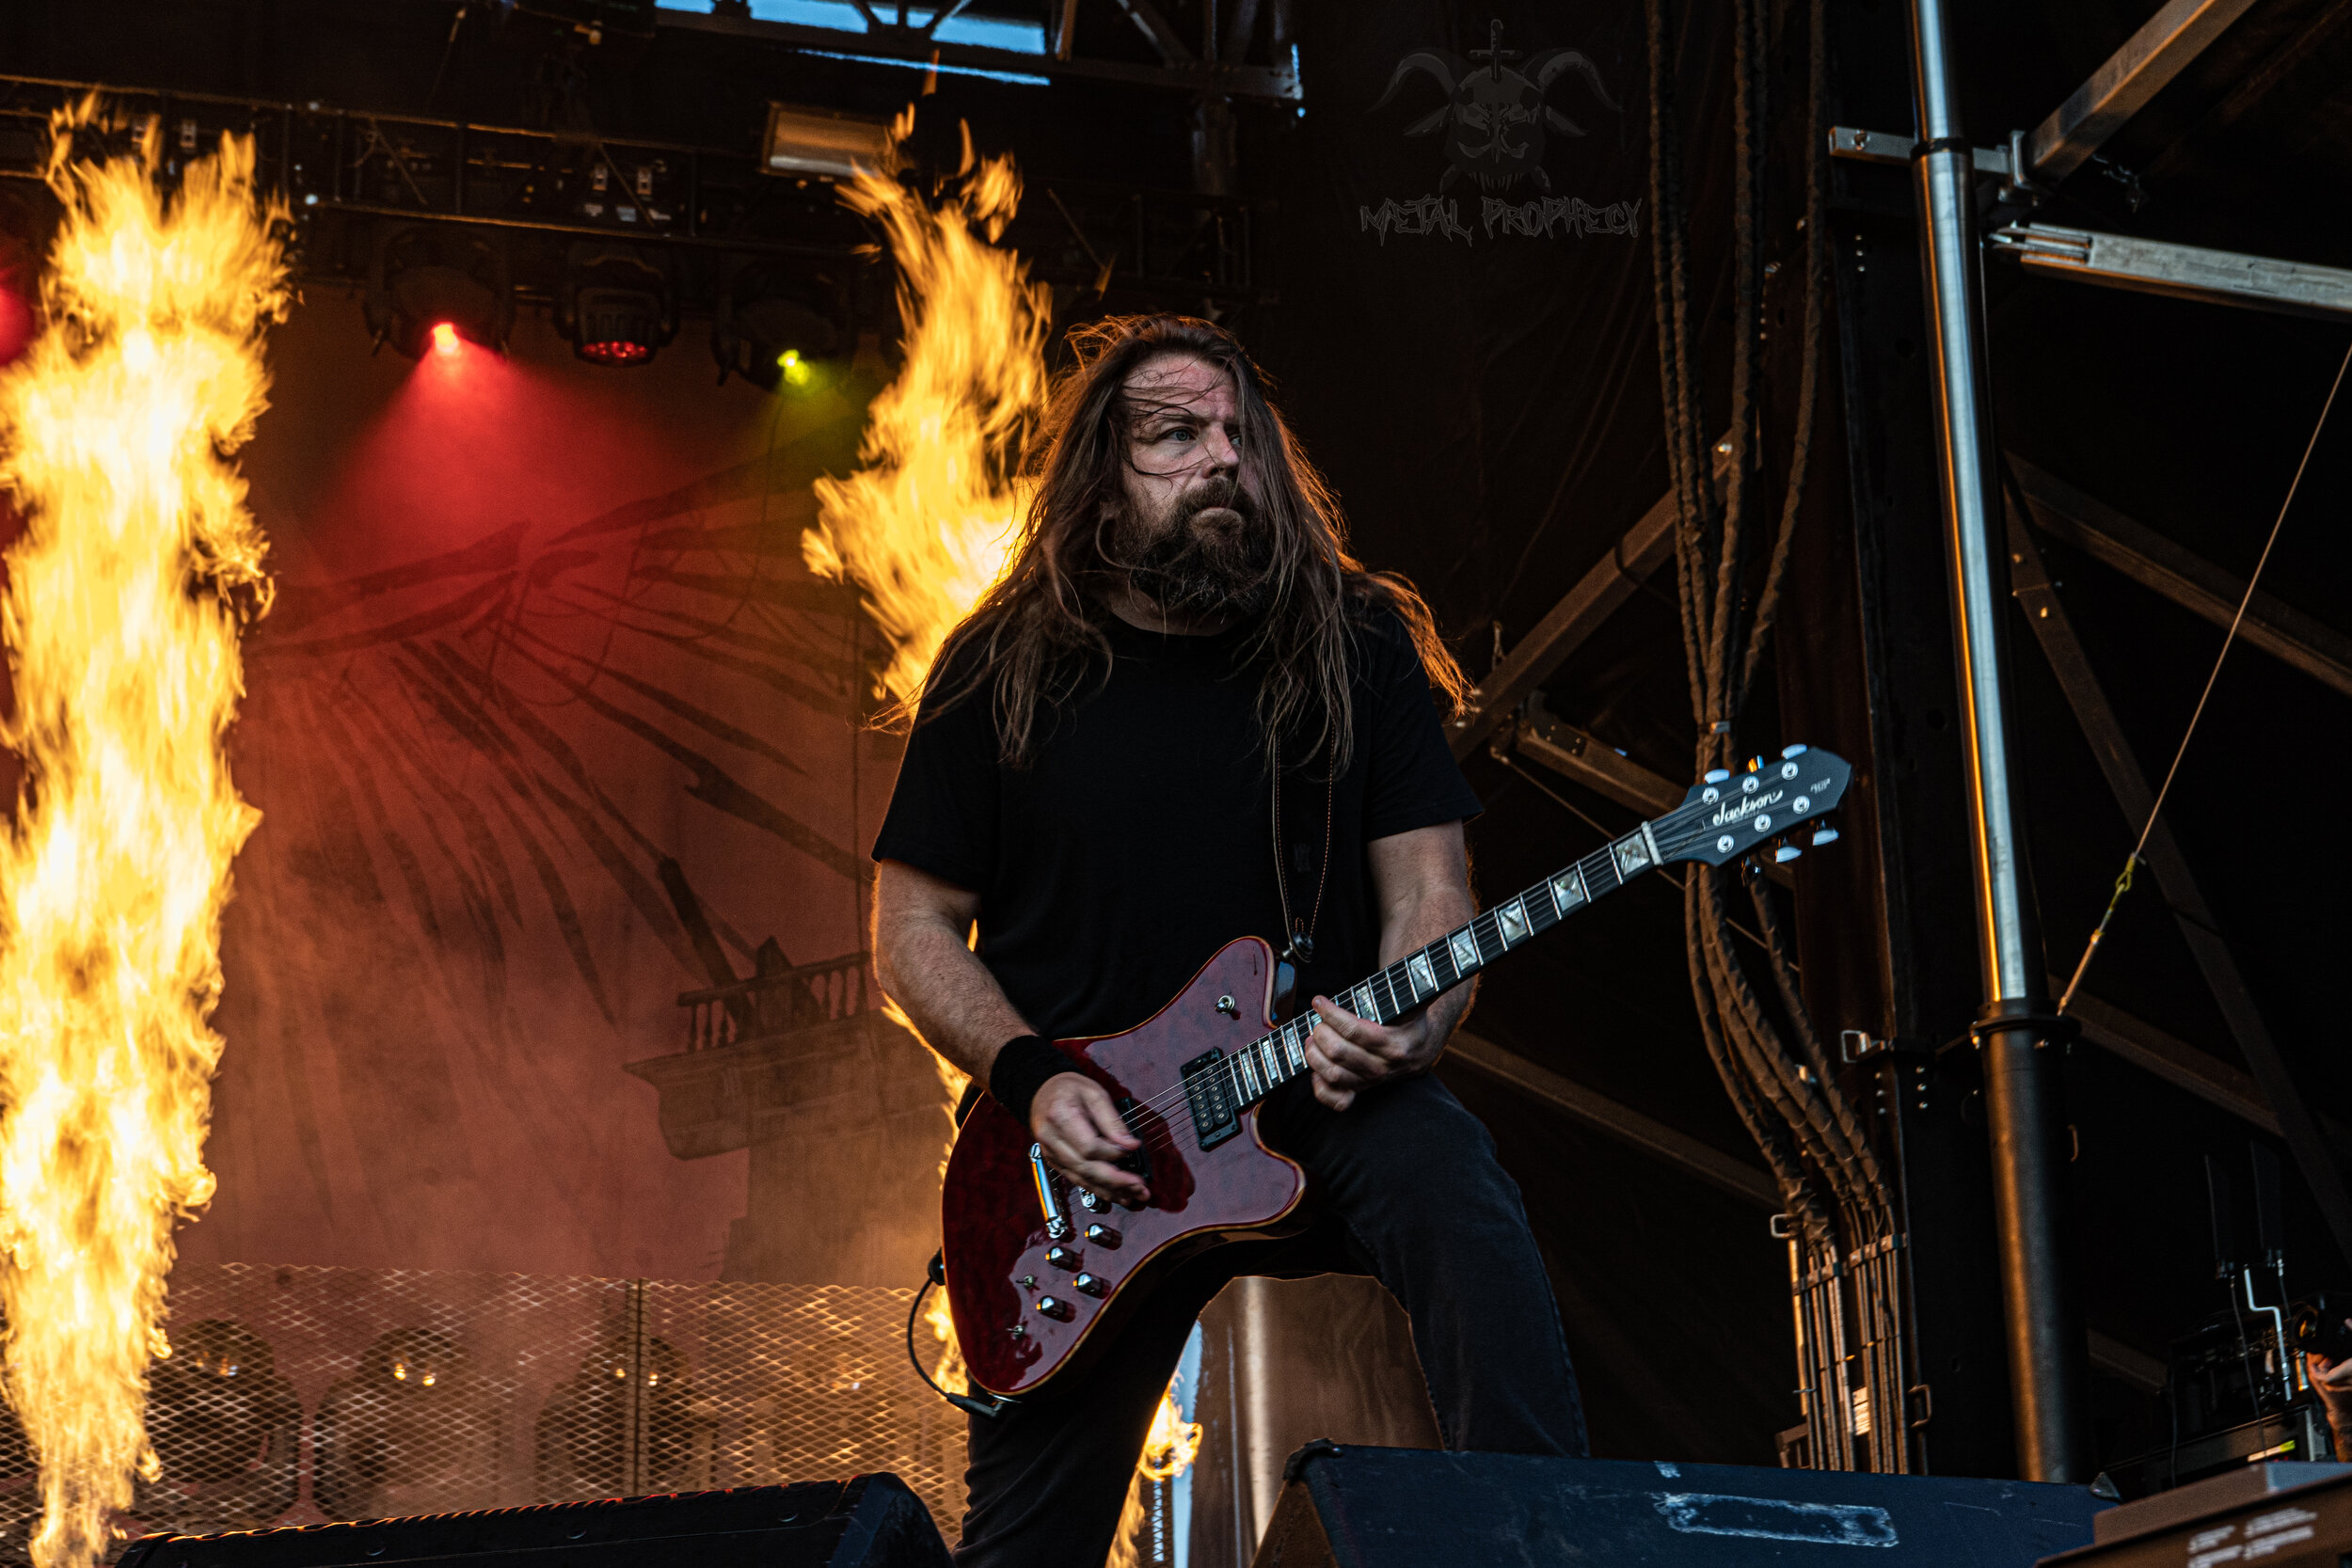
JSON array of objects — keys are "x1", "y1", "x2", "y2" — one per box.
[{"x1": 1709, "y1": 788, "x2": 1786, "y2": 828}]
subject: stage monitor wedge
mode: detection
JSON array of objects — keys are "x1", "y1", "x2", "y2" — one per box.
[
  {"x1": 115, "y1": 1473, "x2": 952, "y2": 1568},
  {"x1": 1253, "y1": 1446, "x2": 2111, "y2": 1568}
]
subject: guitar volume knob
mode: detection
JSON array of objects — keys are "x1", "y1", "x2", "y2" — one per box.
[
  {"x1": 1045, "y1": 1246, "x2": 1078, "y2": 1271},
  {"x1": 1036, "y1": 1296, "x2": 1073, "y2": 1321},
  {"x1": 1073, "y1": 1273, "x2": 1105, "y2": 1297},
  {"x1": 1084, "y1": 1224, "x2": 1120, "y2": 1247},
  {"x1": 1076, "y1": 1190, "x2": 1107, "y2": 1212}
]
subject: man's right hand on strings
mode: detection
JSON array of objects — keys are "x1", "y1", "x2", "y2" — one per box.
[{"x1": 1030, "y1": 1074, "x2": 1148, "y2": 1205}]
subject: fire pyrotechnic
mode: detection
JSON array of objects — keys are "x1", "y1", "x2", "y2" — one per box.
[
  {"x1": 0, "y1": 104, "x2": 286, "y2": 1566},
  {"x1": 808, "y1": 107, "x2": 1204, "y2": 1517},
  {"x1": 804, "y1": 105, "x2": 1050, "y2": 709}
]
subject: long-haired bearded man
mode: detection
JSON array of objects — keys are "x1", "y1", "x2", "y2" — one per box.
[{"x1": 872, "y1": 314, "x2": 1587, "y2": 1565}]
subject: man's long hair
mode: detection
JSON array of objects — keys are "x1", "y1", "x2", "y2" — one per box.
[{"x1": 923, "y1": 313, "x2": 1469, "y2": 771}]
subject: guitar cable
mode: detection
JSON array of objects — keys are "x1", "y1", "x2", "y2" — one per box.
[{"x1": 907, "y1": 1256, "x2": 1010, "y2": 1419}]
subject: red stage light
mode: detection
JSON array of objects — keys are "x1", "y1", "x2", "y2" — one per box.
[
  {"x1": 0, "y1": 281, "x2": 31, "y2": 370},
  {"x1": 430, "y1": 322, "x2": 462, "y2": 356},
  {"x1": 578, "y1": 338, "x2": 653, "y2": 366}
]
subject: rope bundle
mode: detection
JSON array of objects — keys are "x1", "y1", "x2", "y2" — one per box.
[{"x1": 1641, "y1": 0, "x2": 1895, "y2": 1262}]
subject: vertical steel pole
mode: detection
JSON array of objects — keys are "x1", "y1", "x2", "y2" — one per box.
[{"x1": 1905, "y1": 0, "x2": 2089, "y2": 1482}]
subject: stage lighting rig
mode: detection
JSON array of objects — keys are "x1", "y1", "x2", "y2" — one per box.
[
  {"x1": 362, "y1": 225, "x2": 515, "y2": 359},
  {"x1": 710, "y1": 262, "x2": 849, "y2": 391},
  {"x1": 556, "y1": 242, "x2": 677, "y2": 367}
]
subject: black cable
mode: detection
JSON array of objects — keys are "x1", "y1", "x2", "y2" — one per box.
[{"x1": 905, "y1": 1277, "x2": 1007, "y2": 1420}]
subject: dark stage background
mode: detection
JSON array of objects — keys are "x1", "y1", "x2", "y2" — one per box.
[{"x1": 5, "y1": 0, "x2": 2350, "y2": 1483}]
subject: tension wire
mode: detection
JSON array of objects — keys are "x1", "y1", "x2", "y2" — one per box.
[{"x1": 2056, "y1": 333, "x2": 2352, "y2": 1015}]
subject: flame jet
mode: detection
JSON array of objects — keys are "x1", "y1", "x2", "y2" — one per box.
[
  {"x1": 0, "y1": 105, "x2": 286, "y2": 1567},
  {"x1": 806, "y1": 104, "x2": 1206, "y2": 1558},
  {"x1": 804, "y1": 106, "x2": 1052, "y2": 709}
]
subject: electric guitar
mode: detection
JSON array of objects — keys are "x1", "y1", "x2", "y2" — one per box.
[{"x1": 940, "y1": 745, "x2": 1853, "y2": 1399}]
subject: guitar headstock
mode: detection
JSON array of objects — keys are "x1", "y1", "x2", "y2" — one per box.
[{"x1": 1649, "y1": 746, "x2": 1853, "y2": 869}]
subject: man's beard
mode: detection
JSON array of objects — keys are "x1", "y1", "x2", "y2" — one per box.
[{"x1": 1118, "y1": 476, "x2": 1277, "y2": 621}]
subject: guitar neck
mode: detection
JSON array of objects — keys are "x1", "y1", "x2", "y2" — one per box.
[{"x1": 1212, "y1": 819, "x2": 1671, "y2": 1114}]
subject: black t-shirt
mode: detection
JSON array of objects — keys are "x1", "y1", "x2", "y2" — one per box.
[{"x1": 872, "y1": 608, "x2": 1482, "y2": 1042}]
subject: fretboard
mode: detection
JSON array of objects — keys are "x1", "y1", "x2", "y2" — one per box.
[{"x1": 1204, "y1": 818, "x2": 1669, "y2": 1114}]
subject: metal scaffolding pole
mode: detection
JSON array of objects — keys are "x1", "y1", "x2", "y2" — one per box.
[{"x1": 1904, "y1": 0, "x2": 2089, "y2": 1482}]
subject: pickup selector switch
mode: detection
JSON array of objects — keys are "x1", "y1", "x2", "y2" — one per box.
[
  {"x1": 1073, "y1": 1274, "x2": 1105, "y2": 1297},
  {"x1": 1045, "y1": 1246, "x2": 1078, "y2": 1271},
  {"x1": 1084, "y1": 1224, "x2": 1120, "y2": 1247}
]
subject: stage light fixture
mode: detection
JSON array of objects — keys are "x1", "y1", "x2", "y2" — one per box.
[
  {"x1": 0, "y1": 188, "x2": 48, "y2": 370},
  {"x1": 430, "y1": 322, "x2": 462, "y2": 356},
  {"x1": 760, "y1": 103, "x2": 894, "y2": 182},
  {"x1": 362, "y1": 225, "x2": 514, "y2": 359},
  {"x1": 557, "y1": 242, "x2": 677, "y2": 368},
  {"x1": 711, "y1": 261, "x2": 848, "y2": 390}
]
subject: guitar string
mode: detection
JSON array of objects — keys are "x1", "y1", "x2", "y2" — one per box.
[
  {"x1": 1095, "y1": 772, "x2": 1817, "y2": 1147},
  {"x1": 1099, "y1": 800, "x2": 1723, "y2": 1141},
  {"x1": 1101, "y1": 884, "x2": 1537, "y2": 1141},
  {"x1": 1097, "y1": 823, "x2": 1670, "y2": 1144}
]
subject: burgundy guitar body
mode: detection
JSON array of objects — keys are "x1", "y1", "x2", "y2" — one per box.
[{"x1": 942, "y1": 937, "x2": 1308, "y2": 1400}]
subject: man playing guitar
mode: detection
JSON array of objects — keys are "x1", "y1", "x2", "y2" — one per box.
[{"x1": 872, "y1": 313, "x2": 1586, "y2": 1565}]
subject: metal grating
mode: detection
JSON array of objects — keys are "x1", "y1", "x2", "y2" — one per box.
[{"x1": 0, "y1": 1266, "x2": 965, "y2": 1560}]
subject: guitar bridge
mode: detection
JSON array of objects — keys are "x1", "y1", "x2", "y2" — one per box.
[{"x1": 1181, "y1": 1049, "x2": 1241, "y2": 1151}]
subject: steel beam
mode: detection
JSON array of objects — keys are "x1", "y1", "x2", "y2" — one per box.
[
  {"x1": 2065, "y1": 989, "x2": 2271, "y2": 1133},
  {"x1": 2026, "y1": 0, "x2": 2260, "y2": 182},
  {"x1": 2010, "y1": 455, "x2": 2352, "y2": 700},
  {"x1": 2144, "y1": 0, "x2": 2352, "y2": 183},
  {"x1": 1447, "y1": 1032, "x2": 1780, "y2": 1209},
  {"x1": 1990, "y1": 223, "x2": 2352, "y2": 321},
  {"x1": 1109, "y1": 0, "x2": 1196, "y2": 64},
  {"x1": 1508, "y1": 696, "x2": 1684, "y2": 817},
  {"x1": 2086, "y1": 1330, "x2": 2168, "y2": 1394},
  {"x1": 2064, "y1": 987, "x2": 2352, "y2": 1152},
  {"x1": 1910, "y1": 0, "x2": 2087, "y2": 1481},
  {"x1": 1447, "y1": 446, "x2": 1729, "y2": 763},
  {"x1": 658, "y1": 8, "x2": 1297, "y2": 101},
  {"x1": 1448, "y1": 492, "x2": 1677, "y2": 761},
  {"x1": 2009, "y1": 515, "x2": 2352, "y2": 1263}
]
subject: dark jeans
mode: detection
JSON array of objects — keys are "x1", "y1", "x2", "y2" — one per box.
[{"x1": 954, "y1": 1070, "x2": 1587, "y2": 1568}]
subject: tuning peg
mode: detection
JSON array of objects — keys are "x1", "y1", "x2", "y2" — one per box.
[
  {"x1": 1811, "y1": 826, "x2": 1839, "y2": 847},
  {"x1": 1782, "y1": 743, "x2": 1808, "y2": 759},
  {"x1": 1704, "y1": 768, "x2": 1731, "y2": 784},
  {"x1": 1774, "y1": 844, "x2": 1804, "y2": 863}
]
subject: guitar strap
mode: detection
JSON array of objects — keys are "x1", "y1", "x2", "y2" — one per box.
[{"x1": 1268, "y1": 729, "x2": 1334, "y2": 1023}]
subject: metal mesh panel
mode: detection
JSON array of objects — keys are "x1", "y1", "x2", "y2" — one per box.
[{"x1": 0, "y1": 1266, "x2": 964, "y2": 1560}]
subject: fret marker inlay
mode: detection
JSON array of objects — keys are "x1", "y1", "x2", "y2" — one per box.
[
  {"x1": 1613, "y1": 835, "x2": 1651, "y2": 878},
  {"x1": 1498, "y1": 898, "x2": 1528, "y2": 944},
  {"x1": 1448, "y1": 928, "x2": 1480, "y2": 974}
]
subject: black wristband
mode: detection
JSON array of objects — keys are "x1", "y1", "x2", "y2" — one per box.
[{"x1": 989, "y1": 1035, "x2": 1073, "y2": 1128}]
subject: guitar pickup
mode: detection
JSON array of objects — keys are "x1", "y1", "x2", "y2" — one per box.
[{"x1": 1182, "y1": 1049, "x2": 1241, "y2": 1151}]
